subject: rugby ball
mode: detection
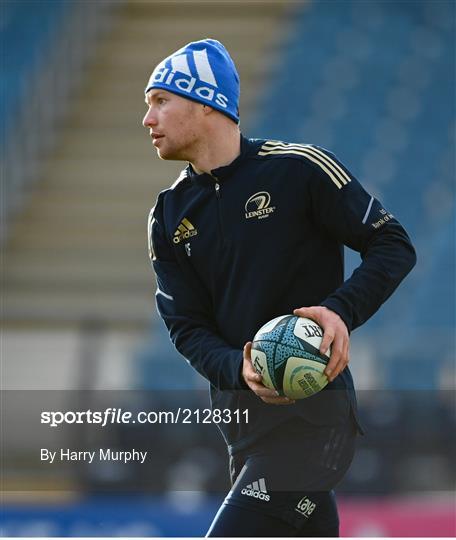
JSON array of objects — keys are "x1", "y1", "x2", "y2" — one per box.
[{"x1": 251, "y1": 315, "x2": 330, "y2": 399}]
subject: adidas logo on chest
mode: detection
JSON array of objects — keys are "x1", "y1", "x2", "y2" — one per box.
[{"x1": 173, "y1": 218, "x2": 197, "y2": 244}]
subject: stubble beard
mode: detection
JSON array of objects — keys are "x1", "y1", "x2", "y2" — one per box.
[{"x1": 157, "y1": 135, "x2": 196, "y2": 163}]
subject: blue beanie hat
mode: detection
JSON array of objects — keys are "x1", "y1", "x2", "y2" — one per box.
[{"x1": 145, "y1": 39, "x2": 240, "y2": 123}]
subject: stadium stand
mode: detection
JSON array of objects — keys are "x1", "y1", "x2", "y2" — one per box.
[
  {"x1": 1, "y1": 0, "x2": 116, "y2": 235},
  {"x1": 1, "y1": 1, "x2": 66, "y2": 139}
]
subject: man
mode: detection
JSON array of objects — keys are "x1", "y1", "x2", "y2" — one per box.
[{"x1": 143, "y1": 39, "x2": 416, "y2": 536}]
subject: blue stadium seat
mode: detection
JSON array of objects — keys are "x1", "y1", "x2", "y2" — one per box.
[{"x1": 1, "y1": 0, "x2": 71, "y2": 146}]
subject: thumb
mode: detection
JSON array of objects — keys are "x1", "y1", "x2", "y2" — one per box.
[
  {"x1": 293, "y1": 307, "x2": 317, "y2": 320},
  {"x1": 245, "y1": 343, "x2": 262, "y2": 381}
]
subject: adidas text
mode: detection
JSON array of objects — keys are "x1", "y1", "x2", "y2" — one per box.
[
  {"x1": 241, "y1": 487, "x2": 270, "y2": 501},
  {"x1": 241, "y1": 478, "x2": 270, "y2": 502},
  {"x1": 173, "y1": 229, "x2": 197, "y2": 244},
  {"x1": 152, "y1": 68, "x2": 229, "y2": 109}
]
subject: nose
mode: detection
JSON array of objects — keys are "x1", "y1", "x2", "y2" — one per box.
[{"x1": 142, "y1": 106, "x2": 157, "y2": 128}]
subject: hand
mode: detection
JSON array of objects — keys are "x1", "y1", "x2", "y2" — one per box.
[
  {"x1": 293, "y1": 306, "x2": 349, "y2": 382},
  {"x1": 242, "y1": 342, "x2": 295, "y2": 405}
]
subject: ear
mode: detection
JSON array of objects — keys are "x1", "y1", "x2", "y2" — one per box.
[{"x1": 202, "y1": 104, "x2": 214, "y2": 116}]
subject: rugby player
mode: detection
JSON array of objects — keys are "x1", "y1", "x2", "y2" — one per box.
[{"x1": 143, "y1": 39, "x2": 416, "y2": 536}]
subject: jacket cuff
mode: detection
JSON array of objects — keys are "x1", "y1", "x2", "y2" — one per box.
[{"x1": 236, "y1": 350, "x2": 249, "y2": 390}]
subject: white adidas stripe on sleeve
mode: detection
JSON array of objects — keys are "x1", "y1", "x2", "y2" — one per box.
[{"x1": 156, "y1": 288, "x2": 174, "y2": 301}]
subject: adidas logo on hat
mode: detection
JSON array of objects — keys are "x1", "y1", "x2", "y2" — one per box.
[
  {"x1": 150, "y1": 48, "x2": 229, "y2": 110},
  {"x1": 145, "y1": 39, "x2": 240, "y2": 123},
  {"x1": 241, "y1": 478, "x2": 270, "y2": 502}
]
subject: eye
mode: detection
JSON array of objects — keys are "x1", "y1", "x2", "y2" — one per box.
[{"x1": 158, "y1": 98, "x2": 166, "y2": 105}]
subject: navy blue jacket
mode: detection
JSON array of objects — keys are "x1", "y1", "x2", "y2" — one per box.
[{"x1": 148, "y1": 136, "x2": 416, "y2": 453}]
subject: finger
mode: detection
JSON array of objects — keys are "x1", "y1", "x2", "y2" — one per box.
[
  {"x1": 342, "y1": 340, "x2": 349, "y2": 368},
  {"x1": 244, "y1": 365, "x2": 262, "y2": 384},
  {"x1": 244, "y1": 373, "x2": 263, "y2": 388},
  {"x1": 324, "y1": 333, "x2": 342, "y2": 379},
  {"x1": 293, "y1": 307, "x2": 318, "y2": 321},
  {"x1": 248, "y1": 378, "x2": 279, "y2": 396},
  {"x1": 244, "y1": 365, "x2": 262, "y2": 383},
  {"x1": 328, "y1": 360, "x2": 343, "y2": 381},
  {"x1": 244, "y1": 342, "x2": 263, "y2": 382},
  {"x1": 330, "y1": 340, "x2": 350, "y2": 380},
  {"x1": 320, "y1": 328, "x2": 335, "y2": 357},
  {"x1": 243, "y1": 341, "x2": 252, "y2": 358},
  {"x1": 247, "y1": 378, "x2": 292, "y2": 401}
]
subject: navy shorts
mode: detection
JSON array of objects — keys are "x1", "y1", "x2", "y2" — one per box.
[{"x1": 222, "y1": 416, "x2": 357, "y2": 533}]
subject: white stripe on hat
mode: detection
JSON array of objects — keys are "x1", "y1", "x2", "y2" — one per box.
[
  {"x1": 193, "y1": 48, "x2": 218, "y2": 87},
  {"x1": 171, "y1": 53, "x2": 191, "y2": 76},
  {"x1": 252, "y1": 481, "x2": 259, "y2": 491},
  {"x1": 259, "y1": 478, "x2": 267, "y2": 493}
]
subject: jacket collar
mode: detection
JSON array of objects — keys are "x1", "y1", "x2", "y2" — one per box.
[{"x1": 186, "y1": 134, "x2": 258, "y2": 181}]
